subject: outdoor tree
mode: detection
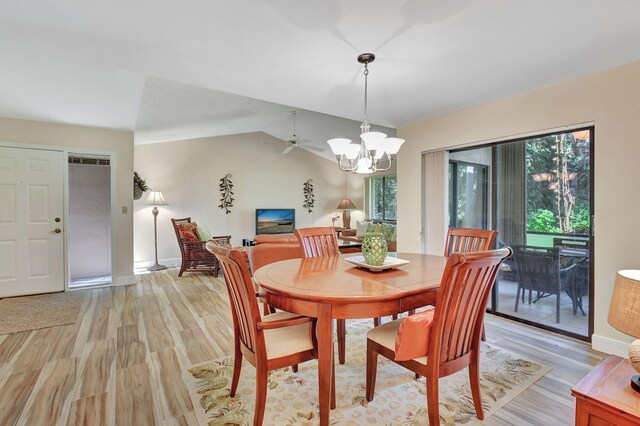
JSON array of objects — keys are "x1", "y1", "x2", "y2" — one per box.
[{"x1": 526, "y1": 131, "x2": 590, "y2": 234}]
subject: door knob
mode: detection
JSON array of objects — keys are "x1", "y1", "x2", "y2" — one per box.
[
  {"x1": 52, "y1": 228, "x2": 62, "y2": 234},
  {"x1": 55, "y1": 217, "x2": 61, "y2": 223}
]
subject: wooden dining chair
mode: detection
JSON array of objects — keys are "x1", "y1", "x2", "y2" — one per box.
[
  {"x1": 404, "y1": 228, "x2": 498, "y2": 336},
  {"x1": 294, "y1": 227, "x2": 351, "y2": 365},
  {"x1": 444, "y1": 227, "x2": 498, "y2": 341},
  {"x1": 295, "y1": 226, "x2": 341, "y2": 257},
  {"x1": 365, "y1": 247, "x2": 512, "y2": 425},
  {"x1": 207, "y1": 243, "x2": 334, "y2": 425},
  {"x1": 444, "y1": 227, "x2": 498, "y2": 256}
]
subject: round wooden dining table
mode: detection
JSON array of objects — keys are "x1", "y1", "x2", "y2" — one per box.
[{"x1": 253, "y1": 252, "x2": 448, "y2": 426}]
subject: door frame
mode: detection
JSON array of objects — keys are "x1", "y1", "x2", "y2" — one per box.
[
  {"x1": 66, "y1": 149, "x2": 116, "y2": 289},
  {"x1": 0, "y1": 141, "x2": 117, "y2": 291}
]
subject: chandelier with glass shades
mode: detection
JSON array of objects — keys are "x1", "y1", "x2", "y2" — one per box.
[{"x1": 327, "y1": 53, "x2": 405, "y2": 173}]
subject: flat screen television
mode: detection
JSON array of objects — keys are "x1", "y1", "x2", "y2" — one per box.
[{"x1": 256, "y1": 209, "x2": 295, "y2": 235}]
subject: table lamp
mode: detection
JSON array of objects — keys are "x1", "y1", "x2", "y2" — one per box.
[
  {"x1": 145, "y1": 190, "x2": 169, "y2": 271},
  {"x1": 608, "y1": 270, "x2": 640, "y2": 392},
  {"x1": 337, "y1": 198, "x2": 357, "y2": 229}
]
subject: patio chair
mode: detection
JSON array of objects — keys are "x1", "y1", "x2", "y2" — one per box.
[
  {"x1": 171, "y1": 217, "x2": 231, "y2": 277},
  {"x1": 512, "y1": 245, "x2": 576, "y2": 324},
  {"x1": 365, "y1": 248, "x2": 512, "y2": 425}
]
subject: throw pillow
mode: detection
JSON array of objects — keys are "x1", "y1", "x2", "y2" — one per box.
[
  {"x1": 394, "y1": 307, "x2": 436, "y2": 361},
  {"x1": 196, "y1": 225, "x2": 213, "y2": 242},
  {"x1": 356, "y1": 220, "x2": 369, "y2": 238},
  {"x1": 380, "y1": 223, "x2": 397, "y2": 242},
  {"x1": 177, "y1": 222, "x2": 199, "y2": 242},
  {"x1": 366, "y1": 222, "x2": 377, "y2": 233}
]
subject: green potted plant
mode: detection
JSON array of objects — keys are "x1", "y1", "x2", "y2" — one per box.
[{"x1": 134, "y1": 171, "x2": 148, "y2": 200}]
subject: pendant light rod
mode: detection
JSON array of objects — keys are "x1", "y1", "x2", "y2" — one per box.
[{"x1": 327, "y1": 52, "x2": 404, "y2": 174}]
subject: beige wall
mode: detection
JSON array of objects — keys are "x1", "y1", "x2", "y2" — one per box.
[
  {"x1": 133, "y1": 132, "x2": 363, "y2": 265},
  {"x1": 0, "y1": 117, "x2": 135, "y2": 284},
  {"x1": 397, "y1": 60, "x2": 640, "y2": 355}
]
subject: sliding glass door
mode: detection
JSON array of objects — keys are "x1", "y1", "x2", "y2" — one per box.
[{"x1": 448, "y1": 128, "x2": 593, "y2": 339}]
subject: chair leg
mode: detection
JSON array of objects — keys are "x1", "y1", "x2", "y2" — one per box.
[
  {"x1": 373, "y1": 317, "x2": 381, "y2": 327},
  {"x1": 392, "y1": 314, "x2": 398, "y2": 320},
  {"x1": 481, "y1": 324, "x2": 487, "y2": 342},
  {"x1": 556, "y1": 292, "x2": 561, "y2": 324},
  {"x1": 254, "y1": 365, "x2": 268, "y2": 426},
  {"x1": 292, "y1": 365, "x2": 298, "y2": 373},
  {"x1": 514, "y1": 285, "x2": 520, "y2": 312},
  {"x1": 365, "y1": 339, "x2": 378, "y2": 402},
  {"x1": 178, "y1": 267, "x2": 185, "y2": 277},
  {"x1": 407, "y1": 309, "x2": 416, "y2": 316},
  {"x1": 414, "y1": 373, "x2": 420, "y2": 380},
  {"x1": 230, "y1": 336, "x2": 242, "y2": 397},
  {"x1": 426, "y1": 374, "x2": 440, "y2": 426},
  {"x1": 331, "y1": 352, "x2": 336, "y2": 410},
  {"x1": 337, "y1": 319, "x2": 346, "y2": 365},
  {"x1": 469, "y1": 350, "x2": 485, "y2": 420}
]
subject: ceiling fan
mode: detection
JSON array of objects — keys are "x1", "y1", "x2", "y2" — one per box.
[{"x1": 280, "y1": 111, "x2": 325, "y2": 155}]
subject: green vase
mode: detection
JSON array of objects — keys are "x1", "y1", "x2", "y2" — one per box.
[{"x1": 362, "y1": 232, "x2": 388, "y2": 266}]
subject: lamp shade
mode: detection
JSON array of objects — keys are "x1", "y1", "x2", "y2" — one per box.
[
  {"x1": 327, "y1": 138, "x2": 351, "y2": 155},
  {"x1": 337, "y1": 198, "x2": 357, "y2": 210},
  {"x1": 145, "y1": 190, "x2": 168, "y2": 206},
  {"x1": 608, "y1": 270, "x2": 640, "y2": 338},
  {"x1": 360, "y1": 131, "x2": 387, "y2": 151}
]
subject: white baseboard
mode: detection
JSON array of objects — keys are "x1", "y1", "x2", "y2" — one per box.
[
  {"x1": 114, "y1": 275, "x2": 136, "y2": 286},
  {"x1": 592, "y1": 333, "x2": 630, "y2": 357},
  {"x1": 134, "y1": 257, "x2": 181, "y2": 270}
]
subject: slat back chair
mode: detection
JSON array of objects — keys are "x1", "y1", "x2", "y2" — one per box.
[
  {"x1": 366, "y1": 248, "x2": 512, "y2": 425},
  {"x1": 207, "y1": 243, "x2": 322, "y2": 425},
  {"x1": 444, "y1": 227, "x2": 498, "y2": 256},
  {"x1": 294, "y1": 227, "x2": 340, "y2": 257},
  {"x1": 294, "y1": 227, "x2": 349, "y2": 365}
]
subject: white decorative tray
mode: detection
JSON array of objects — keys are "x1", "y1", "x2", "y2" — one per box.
[{"x1": 344, "y1": 255, "x2": 410, "y2": 272}]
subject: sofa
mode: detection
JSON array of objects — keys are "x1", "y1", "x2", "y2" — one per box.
[
  {"x1": 249, "y1": 234, "x2": 303, "y2": 273},
  {"x1": 340, "y1": 220, "x2": 397, "y2": 252}
]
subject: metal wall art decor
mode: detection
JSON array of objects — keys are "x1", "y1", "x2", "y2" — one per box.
[
  {"x1": 219, "y1": 174, "x2": 234, "y2": 214},
  {"x1": 303, "y1": 179, "x2": 315, "y2": 213}
]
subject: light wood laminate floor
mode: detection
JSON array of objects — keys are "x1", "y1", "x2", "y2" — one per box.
[{"x1": 0, "y1": 269, "x2": 605, "y2": 425}]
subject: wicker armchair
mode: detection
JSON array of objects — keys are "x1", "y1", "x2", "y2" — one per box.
[{"x1": 171, "y1": 217, "x2": 231, "y2": 277}]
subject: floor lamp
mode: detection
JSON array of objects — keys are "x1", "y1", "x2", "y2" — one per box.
[{"x1": 146, "y1": 190, "x2": 168, "y2": 271}]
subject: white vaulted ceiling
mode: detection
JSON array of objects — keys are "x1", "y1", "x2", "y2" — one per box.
[{"x1": 1, "y1": 0, "x2": 639, "y2": 151}]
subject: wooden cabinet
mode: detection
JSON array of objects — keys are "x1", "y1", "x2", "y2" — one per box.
[{"x1": 572, "y1": 355, "x2": 640, "y2": 425}]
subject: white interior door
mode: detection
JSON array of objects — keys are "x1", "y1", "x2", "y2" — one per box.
[{"x1": 0, "y1": 147, "x2": 64, "y2": 297}]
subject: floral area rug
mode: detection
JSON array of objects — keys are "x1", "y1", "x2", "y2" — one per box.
[{"x1": 187, "y1": 320, "x2": 550, "y2": 425}]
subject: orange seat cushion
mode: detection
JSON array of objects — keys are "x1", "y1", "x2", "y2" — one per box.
[{"x1": 394, "y1": 307, "x2": 435, "y2": 361}]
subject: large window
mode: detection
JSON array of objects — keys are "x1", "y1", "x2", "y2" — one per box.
[{"x1": 370, "y1": 175, "x2": 397, "y2": 221}]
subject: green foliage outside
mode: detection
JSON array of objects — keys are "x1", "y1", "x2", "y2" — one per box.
[
  {"x1": 371, "y1": 175, "x2": 397, "y2": 221},
  {"x1": 525, "y1": 131, "x2": 591, "y2": 235},
  {"x1": 527, "y1": 207, "x2": 591, "y2": 234}
]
